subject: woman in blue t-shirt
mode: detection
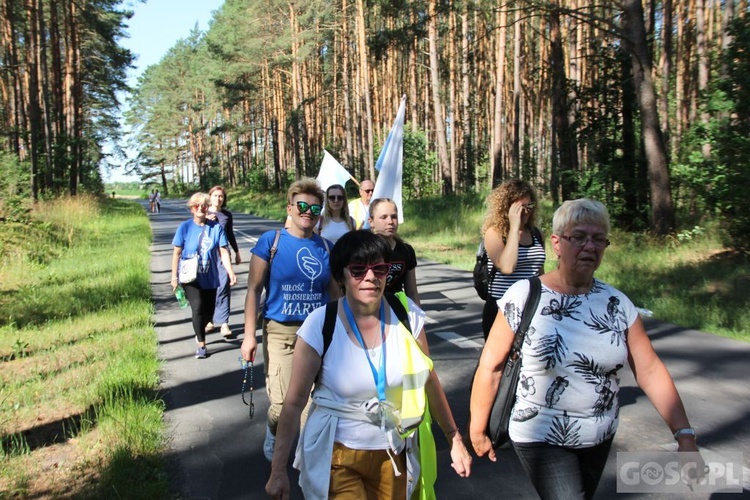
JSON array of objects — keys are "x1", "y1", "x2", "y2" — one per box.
[
  {"x1": 171, "y1": 192, "x2": 237, "y2": 359},
  {"x1": 241, "y1": 178, "x2": 340, "y2": 462}
]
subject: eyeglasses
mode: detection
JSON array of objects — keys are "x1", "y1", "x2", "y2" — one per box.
[
  {"x1": 328, "y1": 195, "x2": 344, "y2": 202},
  {"x1": 347, "y1": 262, "x2": 391, "y2": 280},
  {"x1": 560, "y1": 234, "x2": 610, "y2": 248},
  {"x1": 361, "y1": 189, "x2": 374, "y2": 194},
  {"x1": 522, "y1": 202, "x2": 536, "y2": 210},
  {"x1": 295, "y1": 201, "x2": 323, "y2": 216},
  {"x1": 190, "y1": 203, "x2": 208, "y2": 210}
]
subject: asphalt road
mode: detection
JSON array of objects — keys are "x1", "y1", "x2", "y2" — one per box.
[{"x1": 144, "y1": 198, "x2": 749, "y2": 499}]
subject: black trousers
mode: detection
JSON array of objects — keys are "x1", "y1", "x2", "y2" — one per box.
[{"x1": 183, "y1": 282, "x2": 217, "y2": 343}]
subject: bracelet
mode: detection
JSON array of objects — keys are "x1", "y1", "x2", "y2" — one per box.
[
  {"x1": 171, "y1": 277, "x2": 178, "y2": 282},
  {"x1": 673, "y1": 428, "x2": 696, "y2": 440}
]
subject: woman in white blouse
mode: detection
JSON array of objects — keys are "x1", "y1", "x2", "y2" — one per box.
[
  {"x1": 469, "y1": 199, "x2": 697, "y2": 499},
  {"x1": 315, "y1": 184, "x2": 356, "y2": 243}
]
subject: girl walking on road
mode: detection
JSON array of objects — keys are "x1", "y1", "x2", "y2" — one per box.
[
  {"x1": 480, "y1": 179, "x2": 545, "y2": 340},
  {"x1": 368, "y1": 198, "x2": 421, "y2": 306}
]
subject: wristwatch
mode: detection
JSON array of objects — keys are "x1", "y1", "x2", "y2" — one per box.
[{"x1": 673, "y1": 428, "x2": 696, "y2": 440}]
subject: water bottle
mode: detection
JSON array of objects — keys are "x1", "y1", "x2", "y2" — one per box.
[{"x1": 175, "y1": 285, "x2": 188, "y2": 308}]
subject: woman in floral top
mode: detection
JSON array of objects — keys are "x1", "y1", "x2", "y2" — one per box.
[{"x1": 469, "y1": 199, "x2": 697, "y2": 499}]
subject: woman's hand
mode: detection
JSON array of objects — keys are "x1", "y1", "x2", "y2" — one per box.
[
  {"x1": 265, "y1": 470, "x2": 290, "y2": 499},
  {"x1": 228, "y1": 270, "x2": 237, "y2": 286},
  {"x1": 235, "y1": 253, "x2": 243, "y2": 265},
  {"x1": 448, "y1": 433, "x2": 473, "y2": 477},
  {"x1": 507, "y1": 200, "x2": 525, "y2": 232},
  {"x1": 469, "y1": 431, "x2": 497, "y2": 463},
  {"x1": 206, "y1": 212, "x2": 218, "y2": 221},
  {"x1": 170, "y1": 278, "x2": 178, "y2": 292}
]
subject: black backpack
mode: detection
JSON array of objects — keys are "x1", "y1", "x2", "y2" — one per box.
[{"x1": 472, "y1": 240, "x2": 495, "y2": 301}]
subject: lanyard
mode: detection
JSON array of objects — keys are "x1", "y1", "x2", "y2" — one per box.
[{"x1": 343, "y1": 298, "x2": 387, "y2": 401}]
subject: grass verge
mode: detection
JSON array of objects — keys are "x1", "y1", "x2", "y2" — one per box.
[
  {"x1": 230, "y1": 190, "x2": 749, "y2": 341},
  {"x1": 0, "y1": 196, "x2": 168, "y2": 498}
]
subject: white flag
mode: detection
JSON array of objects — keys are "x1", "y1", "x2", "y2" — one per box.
[
  {"x1": 372, "y1": 95, "x2": 406, "y2": 223},
  {"x1": 316, "y1": 150, "x2": 354, "y2": 193}
]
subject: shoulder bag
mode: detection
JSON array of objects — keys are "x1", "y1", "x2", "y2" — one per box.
[
  {"x1": 475, "y1": 276, "x2": 542, "y2": 449},
  {"x1": 178, "y1": 226, "x2": 207, "y2": 284}
]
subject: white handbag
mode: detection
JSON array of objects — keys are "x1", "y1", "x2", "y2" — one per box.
[{"x1": 178, "y1": 255, "x2": 199, "y2": 284}]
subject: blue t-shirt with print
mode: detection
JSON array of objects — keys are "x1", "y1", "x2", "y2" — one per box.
[
  {"x1": 172, "y1": 219, "x2": 228, "y2": 289},
  {"x1": 252, "y1": 229, "x2": 332, "y2": 322}
]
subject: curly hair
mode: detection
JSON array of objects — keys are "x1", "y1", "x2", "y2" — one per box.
[
  {"x1": 481, "y1": 179, "x2": 538, "y2": 238},
  {"x1": 286, "y1": 177, "x2": 324, "y2": 205}
]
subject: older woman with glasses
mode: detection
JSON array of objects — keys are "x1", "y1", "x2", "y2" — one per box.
[
  {"x1": 480, "y1": 179, "x2": 546, "y2": 340},
  {"x1": 171, "y1": 192, "x2": 237, "y2": 359},
  {"x1": 315, "y1": 184, "x2": 356, "y2": 243},
  {"x1": 241, "y1": 177, "x2": 339, "y2": 462},
  {"x1": 470, "y1": 199, "x2": 697, "y2": 499},
  {"x1": 265, "y1": 230, "x2": 471, "y2": 500}
]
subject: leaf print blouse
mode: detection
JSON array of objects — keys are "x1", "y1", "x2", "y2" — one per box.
[{"x1": 498, "y1": 278, "x2": 638, "y2": 448}]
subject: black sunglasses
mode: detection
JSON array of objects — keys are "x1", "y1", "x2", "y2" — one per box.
[
  {"x1": 295, "y1": 201, "x2": 323, "y2": 216},
  {"x1": 328, "y1": 195, "x2": 344, "y2": 202},
  {"x1": 347, "y1": 262, "x2": 391, "y2": 280},
  {"x1": 361, "y1": 189, "x2": 374, "y2": 194}
]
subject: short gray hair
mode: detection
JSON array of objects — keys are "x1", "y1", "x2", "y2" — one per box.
[{"x1": 552, "y1": 198, "x2": 610, "y2": 236}]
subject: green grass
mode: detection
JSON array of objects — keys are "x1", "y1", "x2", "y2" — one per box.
[
  {"x1": 0, "y1": 196, "x2": 168, "y2": 498},
  {"x1": 230, "y1": 189, "x2": 749, "y2": 341}
]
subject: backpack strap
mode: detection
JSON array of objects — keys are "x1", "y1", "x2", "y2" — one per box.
[
  {"x1": 385, "y1": 292, "x2": 412, "y2": 334},
  {"x1": 263, "y1": 229, "x2": 282, "y2": 292},
  {"x1": 321, "y1": 299, "x2": 338, "y2": 359},
  {"x1": 531, "y1": 226, "x2": 543, "y2": 246}
]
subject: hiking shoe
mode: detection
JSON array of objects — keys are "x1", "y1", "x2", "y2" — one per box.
[
  {"x1": 205, "y1": 322, "x2": 214, "y2": 333},
  {"x1": 195, "y1": 346, "x2": 208, "y2": 359},
  {"x1": 263, "y1": 425, "x2": 275, "y2": 462},
  {"x1": 221, "y1": 323, "x2": 232, "y2": 339}
]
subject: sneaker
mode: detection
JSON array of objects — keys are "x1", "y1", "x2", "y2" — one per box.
[
  {"x1": 263, "y1": 425, "x2": 275, "y2": 462},
  {"x1": 204, "y1": 322, "x2": 214, "y2": 333},
  {"x1": 195, "y1": 346, "x2": 208, "y2": 359},
  {"x1": 221, "y1": 323, "x2": 232, "y2": 339}
]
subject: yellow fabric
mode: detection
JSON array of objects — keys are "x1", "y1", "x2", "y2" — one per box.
[{"x1": 392, "y1": 292, "x2": 432, "y2": 435}]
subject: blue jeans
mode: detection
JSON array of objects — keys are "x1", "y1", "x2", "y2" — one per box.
[
  {"x1": 212, "y1": 263, "x2": 230, "y2": 325},
  {"x1": 513, "y1": 437, "x2": 614, "y2": 500}
]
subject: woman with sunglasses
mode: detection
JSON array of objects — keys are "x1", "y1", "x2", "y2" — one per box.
[
  {"x1": 265, "y1": 230, "x2": 472, "y2": 500},
  {"x1": 315, "y1": 184, "x2": 356, "y2": 243},
  {"x1": 470, "y1": 199, "x2": 697, "y2": 499},
  {"x1": 480, "y1": 179, "x2": 546, "y2": 340},
  {"x1": 205, "y1": 185, "x2": 242, "y2": 339},
  {"x1": 368, "y1": 198, "x2": 422, "y2": 306},
  {"x1": 171, "y1": 192, "x2": 237, "y2": 359},
  {"x1": 241, "y1": 177, "x2": 339, "y2": 462}
]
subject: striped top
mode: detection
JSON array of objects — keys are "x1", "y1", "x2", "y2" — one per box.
[{"x1": 487, "y1": 228, "x2": 546, "y2": 300}]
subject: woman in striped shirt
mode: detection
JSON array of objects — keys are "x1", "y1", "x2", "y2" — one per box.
[{"x1": 481, "y1": 179, "x2": 546, "y2": 340}]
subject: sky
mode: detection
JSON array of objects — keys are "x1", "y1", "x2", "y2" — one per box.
[{"x1": 104, "y1": 0, "x2": 225, "y2": 183}]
